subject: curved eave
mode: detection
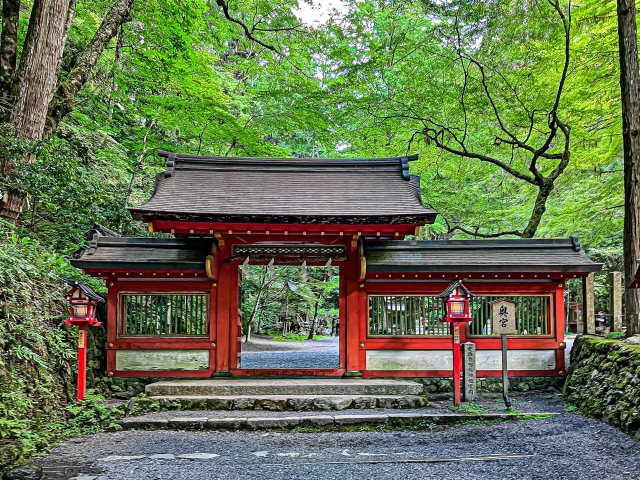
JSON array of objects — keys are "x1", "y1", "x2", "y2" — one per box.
[
  {"x1": 70, "y1": 260, "x2": 206, "y2": 271},
  {"x1": 366, "y1": 264, "x2": 602, "y2": 275},
  {"x1": 128, "y1": 211, "x2": 439, "y2": 225}
]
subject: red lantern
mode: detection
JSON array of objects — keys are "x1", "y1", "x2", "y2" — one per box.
[
  {"x1": 66, "y1": 283, "x2": 103, "y2": 401},
  {"x1": 438, "y1": 280, "x2": 474, "y2": 407},
  {"x1": 66, "y1": 283, "x2": 103, "y2": 327},
  {"x1": 438, "y1": 280, "x2": 474, "y2": 323}
]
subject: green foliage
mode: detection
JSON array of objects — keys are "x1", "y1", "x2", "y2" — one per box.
[
  {"x1": 417, "y1": 421, "x2": 438, "y2": 431},
  {"x1": 605, "y1": 331, "x2": 626, "y2": 340},
  {"x1": 448, "y1": 402, "x2": 485, "y2": 414},
  {"x1": 0, "y1": 0, "x2": 631, "y2": 466},
  {"x1": 270, "y1": 333, "x2": 311, "y2": 342},
  {"x1": 241, "y1": 265, "x2": 339, "y2": 336},
  {"x1": 65, "y1": 393, "x2": 119, "y2": 436},
  {"x1": 0, "y1": 224, "x2": 80, "y2": 458}
]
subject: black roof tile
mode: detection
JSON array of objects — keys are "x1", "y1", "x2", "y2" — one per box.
[
  {"x1": 70, "y1": 237, "x2": 210, "y2": 271},
  {"x1": 364, "y1": 237, "x2": 602, "y2": 274},
  {"x1": 128, "y1": 151, "x2": 437, "y2": 224}
]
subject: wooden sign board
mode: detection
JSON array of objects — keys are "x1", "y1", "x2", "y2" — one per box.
[{"x1": 492, "y1": 300, "x2": 517, "y2": 335}]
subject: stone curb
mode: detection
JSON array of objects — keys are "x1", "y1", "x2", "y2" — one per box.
[{"x1": 118, "y1": 412, "x2": 558, "y2": 431}]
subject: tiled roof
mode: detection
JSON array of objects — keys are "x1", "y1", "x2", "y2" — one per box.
[
  {"x1": 70, "y1": 236, "x2": 210, "y2": 271},
  {"x1": 128, "y1": 151, "x2": 437, "y2": 224},
  {"x1": 364, "y1": 237, "x2": 602, "y2": 274}
]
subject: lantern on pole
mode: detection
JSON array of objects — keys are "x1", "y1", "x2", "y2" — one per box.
[
  {"x1": 438, "y1": 280, "x2": 474, "y2": 406},
  {"x1": 65, "y1": 283, "x2": 103, "y2": 401}
]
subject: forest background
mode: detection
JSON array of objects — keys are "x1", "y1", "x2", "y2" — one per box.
[{"x1": 0, "y1": 0, "x2": 628, "y2": 462}]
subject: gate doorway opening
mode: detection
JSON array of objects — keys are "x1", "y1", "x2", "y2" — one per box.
[{"x1": 238, "y1": 264, "x2": 340, "y2": 370}]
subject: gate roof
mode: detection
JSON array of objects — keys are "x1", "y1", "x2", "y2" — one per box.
[
  {"x1": 128, "y1": 151, "x2": 437, "y2": 225},
  {"x1": 364, "y1": 237, "x2": 602, "y2": 275}
]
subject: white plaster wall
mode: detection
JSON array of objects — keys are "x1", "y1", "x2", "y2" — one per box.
[
  {"x1": 116, "y1": 349, "x2": 210, "y2": 371},
  {"x1": 366, "y1": 349, "x2": 556, "y2": 371},
  {"x1": 476, "y1": 350, "x2": 556, "y2": 371},
  {"x1": 366, "y1": 350, "x2": 453, "y2": 371}
]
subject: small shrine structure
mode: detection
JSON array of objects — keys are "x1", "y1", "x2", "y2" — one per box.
[{"x1": 72, "y1": 151, "x2": 601, "y2": 379}]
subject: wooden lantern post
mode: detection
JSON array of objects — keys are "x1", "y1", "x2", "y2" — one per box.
[
  {"x1": 438, "y1": 281, "x2": 474, "y2": 407},
  {"x1": 65, "y1": 283, "x2": 103, "y2": 401}
]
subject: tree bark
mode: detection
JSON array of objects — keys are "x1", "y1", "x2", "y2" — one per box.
[
  {"x1": 107, "y1": 25, "x2": 124, "y2": 121},
  {"x1": 0, "y1": 0, "x2": 70, "y2": 221},
  {"x1": 245, "y1": 269, "x2": 269, "y2": 343},
  {"x1": 521, "y1": 182, "x2": 554, "y2": 238},
  {"x1": 0, "y1": 0, "x2": 20, "y2": 120},
  {"x1": 125, "y1": 118, "x2": 154, "y2": 207},
  {"x1": 45, "y1": 0, "x2": 133, "y2": 136},
  {"x1": 11, "y1": 0, "x2": 69, "y2": 141},
  {"x1": 617, "y1": 0, "x2": 640, "y2": 336},
  {"x1": 307, "y1": 300, "x2": 320, "y2": 340}
]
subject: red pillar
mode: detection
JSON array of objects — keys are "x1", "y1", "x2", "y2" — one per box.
[
  {"x1": 452, "y1": 322, "x2": 461, "y2": 406},
  {"x1": 215, "y1": 260, "x2": 233, "y2": 374},
  {"x1": 77, "y1": 325, "x2": 87, "y2": 401},
  {"x1": 344, "y1": 255, "x2": 362, "y2": 375},
  {"x1": 105, "y1": 288, "x2": 117, "y2": 375},
  {"x1": 555, "y1": 285, "x2": 567, "y2": 375}
]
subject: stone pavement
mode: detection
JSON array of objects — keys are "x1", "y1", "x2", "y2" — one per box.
[
  {"x1": 30, "y1": 403, "x2": 640, "y2": 480},
  {"x1": 240, "y1": 335, "x2": 339, "y2": 369}
]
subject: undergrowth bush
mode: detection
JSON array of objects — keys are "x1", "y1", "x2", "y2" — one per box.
[{"x1": 0, "y1": 222, "x2": 101, "y2": 460}]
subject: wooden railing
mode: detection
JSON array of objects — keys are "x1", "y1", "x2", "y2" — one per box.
[{"x1": 120, "y1": 293, "x2": 209, "y2": 336}]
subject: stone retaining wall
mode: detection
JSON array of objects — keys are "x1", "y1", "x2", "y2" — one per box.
[
  {"x1": 417, "y1": 376, "x2": 562, "y2": 394},
  {"x1": 563, "y1": 335, "x2": 640, "y2": 440},
  {"x1": 86, "y1": 326, "x2": 147, "y2": 399}
]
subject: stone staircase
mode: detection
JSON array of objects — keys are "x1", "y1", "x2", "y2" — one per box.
[{"x1": 143, "y1": 378, "x2": 426, "y2": 411}]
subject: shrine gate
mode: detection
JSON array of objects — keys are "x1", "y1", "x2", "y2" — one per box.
[{"x1": 72, "y1": 151, "x2": 601, "y2": 379}]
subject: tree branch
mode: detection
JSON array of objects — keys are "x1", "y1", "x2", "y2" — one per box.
[
  {"x1": 215, "y1": 0, "x2": 280, "y2": 54},
  {"x1": 44, "y1": 0, "x2": 134, "y2": 136},
  {"x1": 449, "y1": 225, "x2": 523, "y2": 238},
  {"x1": 420, "y1": 125, "x2": 538, "y2": 184}
]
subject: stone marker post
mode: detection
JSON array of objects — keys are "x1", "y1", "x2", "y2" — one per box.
[
  {"x1": 461, "y1": 342, "x2": 476, "y2": 402},
  {"x1": 582, "y1": 273, "x2": 596, "y2": 334},
  {"x1": 609, "y1": 272, "x2": 623, "y2": 332},
  {"x1": 493, "y1": 300, "x2": 517, "y2": 408}
]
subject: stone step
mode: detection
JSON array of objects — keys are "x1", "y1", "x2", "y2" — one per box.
[
  {"x1": 140, "y1": 394, "x2": 426, "y2": 411},
  {"x1": 145, "y1": 379, "x2": 424, "y2": 397},
  {"x1": 119, "y1": 412, "x2": 559, "y2": 431}
]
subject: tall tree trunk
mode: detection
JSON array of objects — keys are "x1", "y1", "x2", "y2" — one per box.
[
  {"x1": 618, "y1": 0, "x2": 640, "y2": 337},
  {"x1": 107, "y1": 25, "x2": 124, "y2": 121},
  {"x1": 12, "y1": 0, "x2": 69, "y2": 140},
  {"x1": 0, "y1": 0, "x2": 20, "y2": 122},
  {"x1": 307, "y1": 300, "x2": 320, "y2": 340},
  {"x1": 125, "y1": 118, "x2": 154, "y2": 207},
  {"x1": 45, "y1": 0, "x2": 134, "y2": 136},
  {"x1": 255, "y1": 289, "x2": 270, "y2": 334},
  {"x1": 245, "y1": 270, "x2": 268, "y2": 343},
  {"x1": 520, "y1": 182, "x2": 554, "y2": 238},
  {"x1": 0, "y1": 0, "x2": 70, "y2": 221}
]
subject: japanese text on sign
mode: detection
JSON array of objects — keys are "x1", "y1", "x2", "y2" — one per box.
[{"x1": 492, "y1": 300, "x2": 517, "y2": 335}]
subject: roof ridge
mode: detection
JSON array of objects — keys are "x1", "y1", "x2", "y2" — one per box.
[
  {"x1": 158, "y1": 150, "x2": 419, "y2": 180},
  {"x1": 365, "y1": 238, "x2": 581, "y2": 250}
]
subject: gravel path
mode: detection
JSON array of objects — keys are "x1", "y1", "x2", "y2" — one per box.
[
  {"x1": 33, "y1": 400, "x2": 640, "y2": 480},
  {"x1": 241, "y1": 335, "x2": 339, "y2": 369}
]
